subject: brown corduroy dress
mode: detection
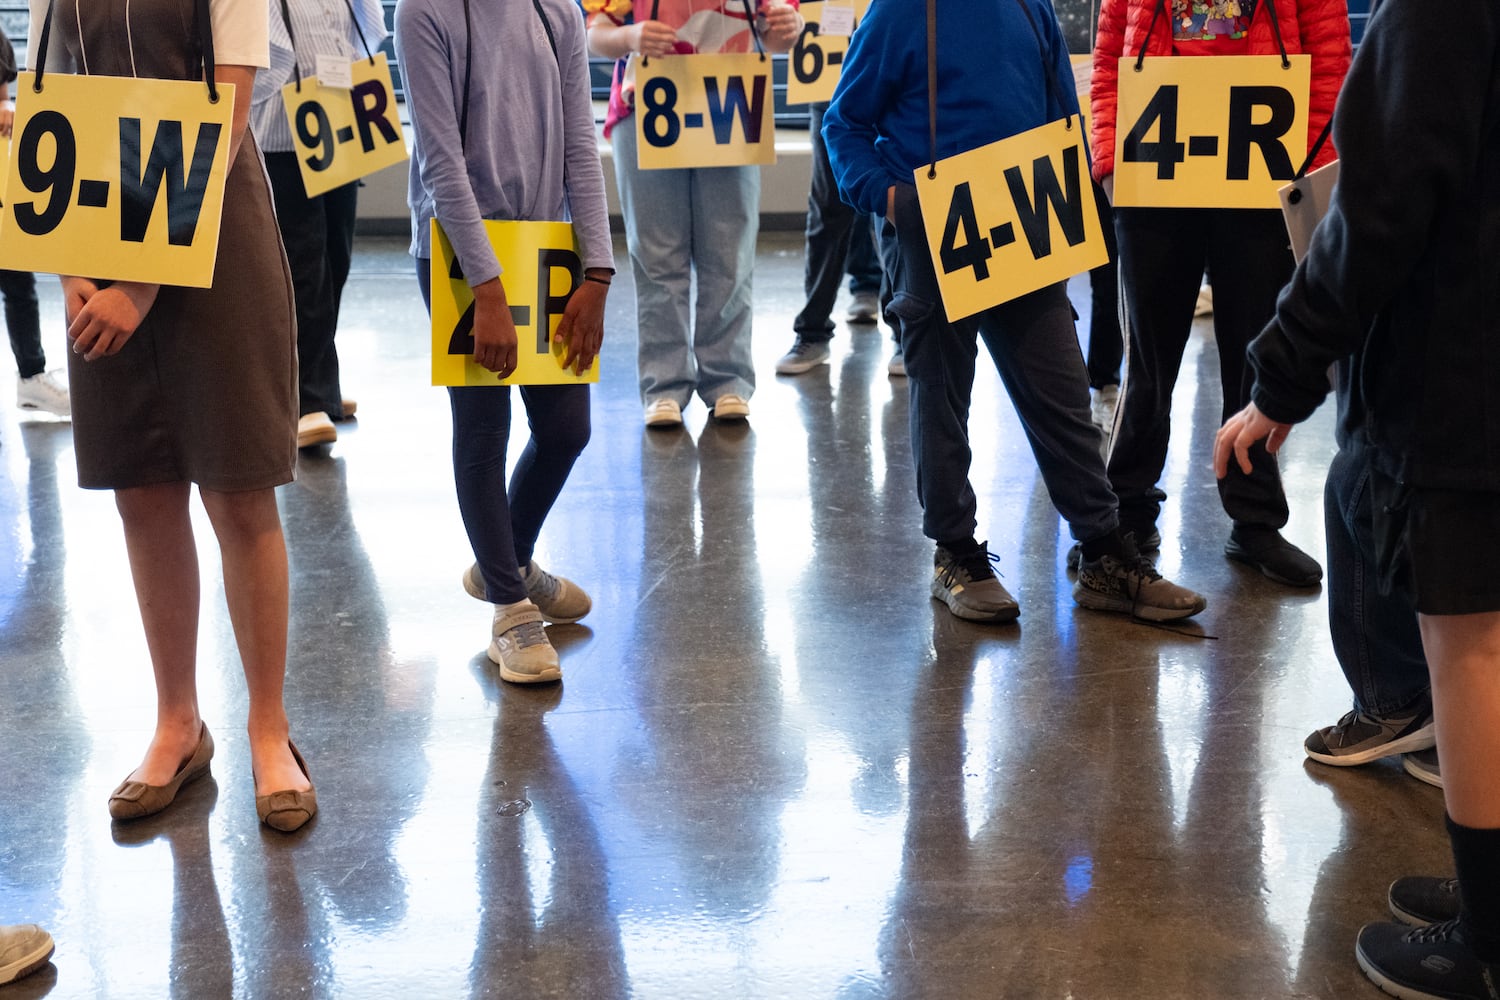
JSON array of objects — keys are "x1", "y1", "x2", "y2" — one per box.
[{"x1": 45, "y1": 0, "x2": 298, "y2": 492}]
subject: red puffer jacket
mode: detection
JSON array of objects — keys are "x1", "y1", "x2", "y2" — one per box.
[{"x1": 1089, "y1": 0, "x2": 1350, "y2": 183}]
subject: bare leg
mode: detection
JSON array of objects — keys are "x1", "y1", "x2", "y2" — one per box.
[
  {"x1": 199, "y1": 486, "x2": 310, "y2": 796},
  {"x1": 1419, "y1": 610, "x2": 1500, "y2": 827},
  {"x1": 115, "y1": 483, "x2": 206, "y2": 786}
]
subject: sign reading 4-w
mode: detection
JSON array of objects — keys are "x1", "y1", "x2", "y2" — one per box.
[
  {"x1": 634, "y1": 52, "x2": 775, "y2": 169},
  {"x1": 1112, "y1": 55, "x2": 1310, "y2": 208},
  {"x1": 0, "y1": 72, "x2": 233, "y2": 287},
  {"x1": 915, "y1": 118, "x2": 1108, "y2": 322}
]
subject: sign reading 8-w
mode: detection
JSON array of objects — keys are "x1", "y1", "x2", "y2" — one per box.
[{"x1": 0, "y1": 71, "x2": 233, "y2": 287}]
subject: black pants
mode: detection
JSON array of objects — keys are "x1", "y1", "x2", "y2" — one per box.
[
  {"x1": 884, "y1": 185, "x2": 1117, "y2": 545},
  {"x1": 793, "y1": 103, "x2": 883, "y2": 342},
  {"x1": 263, "y1": 151, "x2": 358, "y2": 419},
  {"x1": 1, "y1": 269, "x2": 45, "y2": 379},
  {"x1": 1108, "y1": 206, "x2": 1292, "y2": 534},
  {"x1": 1085, "y1": 183, "x2": 1122, "y2": 389}
]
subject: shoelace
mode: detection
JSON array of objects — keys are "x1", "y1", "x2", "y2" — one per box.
[
  {"x1": 1407, "y1": 918, "x2": 1462, "y2": 945},
  {"x1": 945, "y1": 545, "x2": 1002, "y2": 585},
  {"x1": 510, "y1": 619, "x2": 549, "y2": 650},
  {"x1": 526, "y1": 565, "x2": 559, "y2": 602}
]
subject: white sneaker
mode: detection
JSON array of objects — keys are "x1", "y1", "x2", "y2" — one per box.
[
  {"x1": 644, "y1": 398, "x2": 683, "y2": 428},
  {"x1": 845, "y1": 290, "x2": 880, "y2": 324},
  {"x1": 711, "y1": 393, "x2": 750, "y2": 421},
  {"x1": 15, "y1": 372, "x2": 70, "y2": 418},
  {"x1": 888, "y1": 349, "x2": 907, "y2": 378},
  {"x1": 1090, "y1": 384, "x2": 1119, "y2": 431},
  {"x1": 297, "y1": 412, "x2": 337, "y2": 448},
  {"x1": 489, "y1": 601, "x2": 560, "y2": 684}
]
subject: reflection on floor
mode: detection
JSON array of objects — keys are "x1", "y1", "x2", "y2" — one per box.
[{"x1": 0, "y1": 235, "x2": 1448, "y2": 999}]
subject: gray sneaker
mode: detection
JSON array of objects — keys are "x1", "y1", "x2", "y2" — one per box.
[
  {"x1": 888, "y1": 349, "x2": 907, "y2": 377},
  {"x1": 489, "y1": 602, "x2": 560, "y2": 684},
  {"x1": 1073, "y1": 544, "x2": 1206, "y2": 622},
  {"x1": 465, "y1": 562, "x2": 591, "y2": 625},
  {"x1": 931, "y1": 542, "x2": 1019, "y2": 623},
  {"x1": 775, "y1": 339, "x2": 831, "y2": 375},
  {"x1": 1304, "y1": 699, "x2": 1435, "y2": 766},
  {"x1": 1402, "y1": 747, "x2": 1443, "y2": 788}
]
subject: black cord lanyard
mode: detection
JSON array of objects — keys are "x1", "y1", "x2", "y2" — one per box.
[
  {"x1": 33, "y1": 0, "x2": 220, "y2": 102},
  {"x1": 277, "y1": 0, "x2": 379, "y2": 94},
  {"x1": 459, "y1": 0, "x2": 559, "y2": 151}
]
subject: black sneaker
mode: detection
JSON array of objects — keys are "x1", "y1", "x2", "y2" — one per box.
[
  {"x1": 1225, "y1": 524, "x2": 1323, "y2": 586},
  {"x1": 1356, "y1": 919, "x2": 1500, "y2": 1000},
  {"x1": 1304, "y1": 698, "x2": 1436, "y2": 766},
  {"x1": 1404, "y1": 747, "x2": 1444, "y2": 788},
  {"x1": 1073, "y1": 538, "x2": 1206, "y2": 622},
  {"x1": 1390, "y1": 877, "x2": 1462, "y2": 927},
  {"x1": 931, "y1": 542, "x2": 1020, "y2": 623}
]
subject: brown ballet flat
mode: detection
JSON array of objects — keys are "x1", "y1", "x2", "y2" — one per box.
[
  {"x1": 255, "y1": 742, "x2": 317, "y2": 833},
  {"x1": 108, "y1": 723, "x2": 214, "y2": 821}
]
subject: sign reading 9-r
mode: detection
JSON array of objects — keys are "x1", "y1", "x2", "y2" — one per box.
[
  {"x1": 1112, "y1": 55, "x2": 1311, "y2": 209},
  {"x1": 279, "y1": 53, "x2": 408, "y2": 198}
]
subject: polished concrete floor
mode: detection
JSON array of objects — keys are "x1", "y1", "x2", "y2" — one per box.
[{"x1": 0, "y1": 235, "x2": 1451, "y2": 999}]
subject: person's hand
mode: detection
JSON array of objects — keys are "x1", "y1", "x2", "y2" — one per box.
[
  {"x1": 1214, "y1": 401, "x2": 1293, "y2": 478},
  {"x1": 886, "y1": 185, "x2": 897, "y2": 224},
  {"x1": 553, "y1": 276, "x2": 607, "y2": 376},
  {"x1": 634, "y1": 20, "x2": 678, "y2": 58},
  {"x1": 66, "y1": 280, "x2": 158, "y2": 361},
  {"x1": 0, "y1": 100, "x2": 14, "y2": 139},
  {"x1": 762, "y1": 3, "x2": 803, "y2": 51},
  {"x1": 471, "y1": 278, "x2": 519, "y2": 378},
  {"x1": 1101, "y1": 173, "x2": 1115, "y2": 205}
]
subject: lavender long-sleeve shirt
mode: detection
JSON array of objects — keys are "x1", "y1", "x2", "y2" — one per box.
[{"x1": 394, "y1": 0, "x2": 612, "y2": 286}]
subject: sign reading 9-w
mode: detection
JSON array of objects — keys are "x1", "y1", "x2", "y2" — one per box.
[
  {"x1": 1112, "y1": 55, "x2": 1310, "y2": 209},
  {"x1": 634, "y1": 53, "x2": 776, "y2": 169},
  {"x1": 0, "y1": 72, "x2": 233, "y2": 287},
  {"x1": 915, "y1": 118, "x2": 1108, "y2": 322},
  {"x1": 281, "y1": 53, "x2": 407, "y2": 198}
]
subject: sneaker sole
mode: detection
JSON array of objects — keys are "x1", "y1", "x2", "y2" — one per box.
[
  {"x1": 297, "y1": 426, "x2": 337, "y2": 448},
  {"x1": 487, "y1": 640, "x2": 562, "y2": 684},
  {"x1": 645, "y1": 414, "x2": 683, "y2": 428},
  {"x1": 1402, "y1": 754, "x2": 1444, "y2": 789},
  {"x1": 0, "y1": 940, "x2": 54, "y2": 986},
  {"x1": 774, "y1": 360, "x2": 829, "y2": 375},
  {"x1": 1071, "y1": 584, "x2": 1206, "y2": 622},
  {"x1": 1304, "y1": 722, "x2": 1436, "y2": 767},
  {"x1": 1354, "y1": 934, "x2": 1443, "y2": 1000},
  {"x1": 930, "y1": 579, "x2": 1019, "y2": 623}
]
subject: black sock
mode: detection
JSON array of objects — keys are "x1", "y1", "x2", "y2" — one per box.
[
  {"x1": 1447, "y1": 814, "x2": 1500, "y2": 962},
  {"x1": 1079, "y1": 528, "x2": 1126, "y2": 562},
  {"x1": 938, "y1": 536, "x2": 981, "y2": 558}
]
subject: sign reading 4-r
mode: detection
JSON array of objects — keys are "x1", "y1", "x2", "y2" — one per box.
[{"x1": 1112, "y1": 55, "x2": 1311, "y2": 208}]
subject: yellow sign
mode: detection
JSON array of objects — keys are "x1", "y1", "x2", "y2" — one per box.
[
  {"x1": 1112, "y1": 54, "x2": 1310, "y2": 208},
  {"x1": 914, "y1": 117, "x2": 1108, "y2": 322},
  {"x1": 281, "y1": 53, "x2": 407, "y2": 198},
  {"x1": 786, "y1": 2, "x2": 870, "y2": 105},
  {"x1": 0, "y1": 138, "x2": 8, "y2": 207},
  {"x1": 430, "y1": 219, "x2": 600, "y2": 387},
  {"x1": 634, "y1": 52, "x2": 776, "y2": 169},
  {"x1": 0, "y1": 71, "x2": 233, "y2": 287}
]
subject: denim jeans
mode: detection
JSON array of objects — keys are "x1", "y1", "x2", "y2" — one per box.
[
  {"x1": 793, "y1": 103, "x2": 882, "y2": 342},
  {"x1": 1325, "y1": 437, "x2": 1429, "y2": 716},
  {"x1": 883, "y1": 185, "x2": 1118, "y2": 545},
  {"x1": 417, "y1": 260, "x2": 591, "y2": 605},
  {"x1": 613, "y1": 123, "x2": 758, "y2": 408}
]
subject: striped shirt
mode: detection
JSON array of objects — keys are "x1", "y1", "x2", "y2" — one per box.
[{"x1": 249, "y1": 0, "x2": 389, "y2": 154}]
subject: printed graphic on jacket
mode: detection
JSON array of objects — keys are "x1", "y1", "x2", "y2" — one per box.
[{"x1": 1172, "y1": 0, "x2": 1255, "y2": 41}]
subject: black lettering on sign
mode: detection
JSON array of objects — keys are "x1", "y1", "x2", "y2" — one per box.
[
  {"x1": 12, "y1": 110, "x2": 76, "y2": 236},
  {"x1": 119, "y1": 118, "x2": 222, "y2": 246},
  {"x1": 641, "y1": 78, "x2": 681, "y2": 148},
  {"x1": 444, "y1": 257, "x2": 539, "y2": 358},
  {"x1": 792, "y1": 23, "x2": 822, "y2": 85},
  {"x1": 1226, "y1": 85, "x2": 1295, "y2": 181},
  {"x1": 296, "y1": 102, "x2": 337, "y2": 171},
  {"x1": 1002, "y1": 144, "x2": 1089, "y2": 259},
  {"x1": 534, "y1": 248, "x2": 582, "y2": 354},
  {"x1": 1120, "y1": 85, "x2": 1184, "y2": 180},
  {"x1": 938, "y1": 181, "x2": 991, "y2": 282},
  {"x1": 705, "y1": 76, "x2": 766, "y2": 144},
  {"x1": 351, "y1": 79, "x2": 400, "y2": 153}
]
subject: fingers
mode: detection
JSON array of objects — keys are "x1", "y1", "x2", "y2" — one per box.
[{"x1": 1267, "y1": 424, "x2": 1289, "y2": 455}]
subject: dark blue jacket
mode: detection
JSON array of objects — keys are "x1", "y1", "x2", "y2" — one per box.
[
  {"x1": 1248, "y1": 0, "x2": 1500, "y2": 491},
  {"x1": 822, "y1": 0, "x2": 1080, "y2": 217}
]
